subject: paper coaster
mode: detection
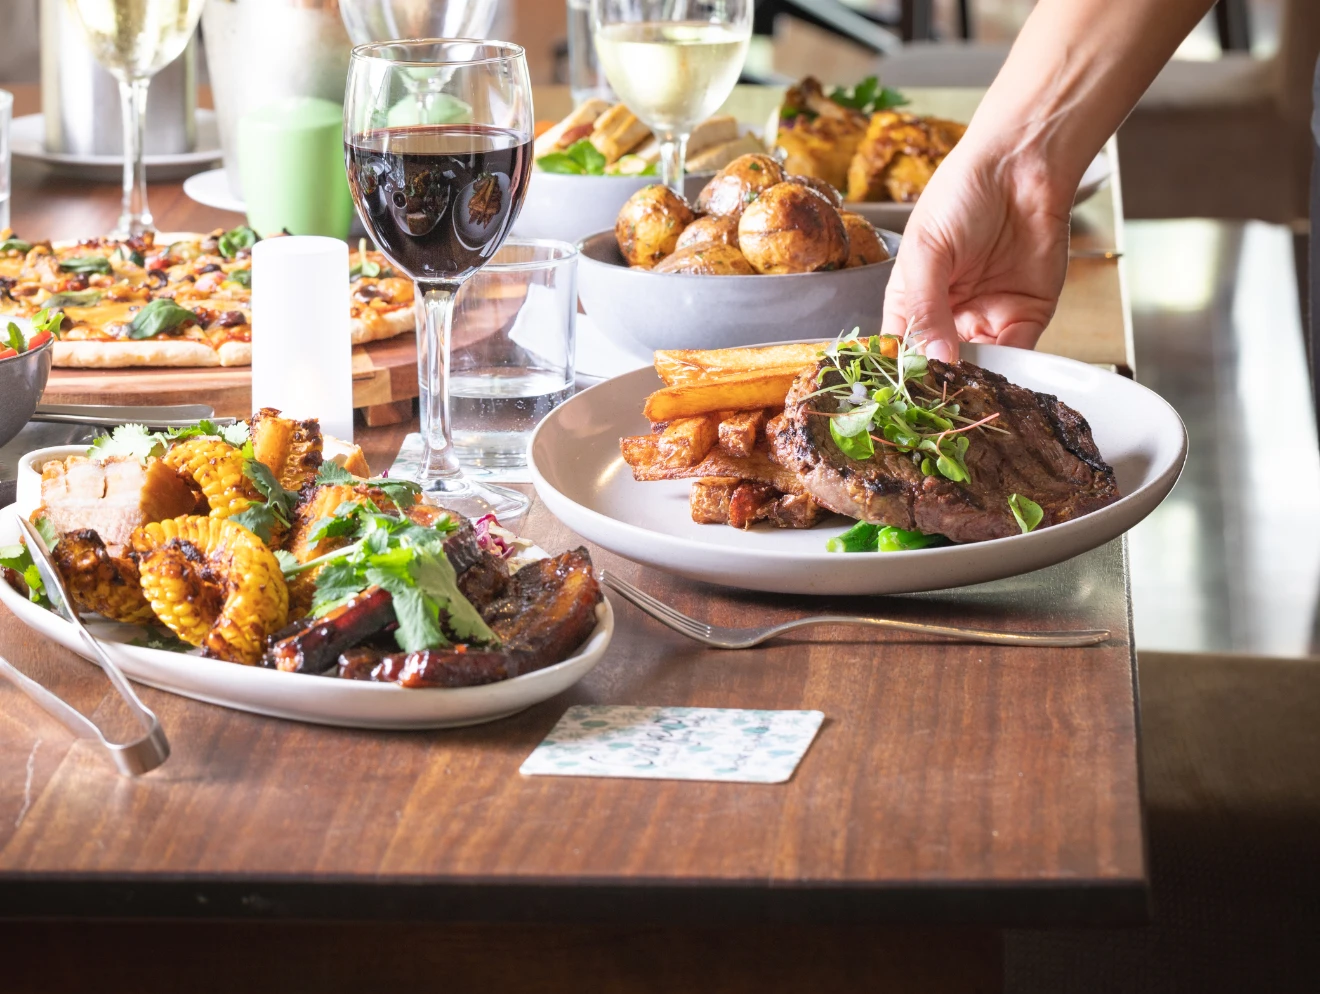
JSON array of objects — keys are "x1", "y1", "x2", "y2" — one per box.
[{"x1": 520, "y1": 705, "x2": 825, "y2": 783}]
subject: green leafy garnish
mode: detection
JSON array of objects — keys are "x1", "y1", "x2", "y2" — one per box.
[
  {"x1": 0, "y1": 237, "x2": 32, "y2": 253},
  {"x1": 1008, "y1": 493, "x2": 1044, "y2": 534},
  {"x1": 299, "y1": 500, "x2": 488, "y2": 652},
  {"x1": 167, "y1": 418, "x2": 250, "y2": 448},
  {"x1": 808, "y1": 329, "x2": 1004, "y2": 484},
  {"x1": 828, "y1": 76, "x2": 909, "y2": 114},
  {"x1": 5, "y1": 322, "x2": 24, "y2": 353},
  {"x1": 32, "y1": 308, "x2": 65, "y2": 335},
  {"x1": 349, "y1": 238, "x2": 382, "y2": 279},
  {"x1": 229, "y1": 505, "x2": 278, "y2": 544},
  {"x1": 128, "y1": 297, "x2": 196, "y2": 339},
  {"x1": 314, "y1": 460, "x2": 420, "y2": 510},
  {"x1": 88, "y1": 423, "x2": 166, "y2": 462},
  {"x1": 273, "y1": 549, "x2": 300, "y2": 575},
  {"x1": 115, "y1": 244, "x2": 146, "y2": 268},
  {"x1": 826, "y1": 520, "x2": 944, "y2": 553},
  {"x1": 45, "y1": 289, "x2": 103, "y2": 309},
  {"x1": 0, "y1": 543, "x2": 46, "y2": 603},
  {"x1": 217, "y1": 225, "x2": 259, "y2": 259},
  {"x1": 228, "y1": 268, "x2": 251, "y2": 287},
  {"x1": 58, "y1": 255, "x2": 113, "y2": 276},
  {"x1": 243, "y1": 459, "x2": 298, "y2": 522},
  {"x1": 536, "y1": 138, "x2": 607, "y2": 176}
]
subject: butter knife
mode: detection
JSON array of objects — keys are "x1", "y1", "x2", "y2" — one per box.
[{"x1": 1, "y1": 516, "x2": 170, "y2": 776}]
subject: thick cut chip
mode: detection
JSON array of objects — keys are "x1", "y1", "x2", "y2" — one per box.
[
  {"x1": 642, "y1": 370, "x2": 802, "y2": 422},
  {"x1": 717, "y1": 409, "x2": 769, "y2": 458},
  {"x1": 653, "y1": 343, "x2": 827, "y2": 386},
  {"x1": 621, "y1": 435, "x2": 803, "y2": 494},
  {"x1": 656, "y1": 413, "x2": 722, "y2": 467}
]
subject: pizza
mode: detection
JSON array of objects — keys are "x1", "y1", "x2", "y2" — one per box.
[{"x1": 0, "y1": 227, "x2": 415, "y2": 369}]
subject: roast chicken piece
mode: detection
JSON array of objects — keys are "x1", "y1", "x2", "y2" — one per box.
[
  {"x1": 773, "y1": 78, "x2": 869, "y2": 192},
  {"x1": 39, "y1": 455, "x2": 199, "y2": 552},
  {"x1": 846, "y1": 111, "x2": 967, "y2": 203}
]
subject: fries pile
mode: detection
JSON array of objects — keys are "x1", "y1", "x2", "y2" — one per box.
[{"x1": 620, "y1": 340, "x2": 895, "y2": 529}]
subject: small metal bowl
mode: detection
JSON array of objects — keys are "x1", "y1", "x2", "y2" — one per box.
[{"x1": 0, "y1": 336, "x2": 54, "y2": 447}]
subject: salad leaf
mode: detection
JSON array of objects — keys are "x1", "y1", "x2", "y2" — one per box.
[
  {"x1": 217, "y1": 225, "x2": 259, "y2": 259},
  {"x1": 349, "y1": 240, "x2": 384, "y2": 279},
  {"x1": 1008, "y1": 493, "x2": 1044, "y2": 533},
  {"x1": 58, "y1": 255, "x2": 113, "y2": 276},
  {"x1": 0, "y1": 543, "x2": 46, "y2": 603},
  {"x1": 44, "y1": 289, "x2": 103, "y2": 309},
  {"x1": 128, "y1": 297, "x2": 196, "y2": 339},
  {"x1": 5, "y1": 322, "x2": 24, "y2": 353},
  {"x1": 32, "y1": 308, "x2": 65, "y2": 336},
  {"x1": 536, "y1": 139, "x2": 607, "y2": 176},
  {"x1": 829, "y1": 76, "x2": 909, "y2": 114}
]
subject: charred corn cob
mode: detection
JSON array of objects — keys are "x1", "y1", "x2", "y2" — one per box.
[
  {"x1": 132, "y1": 515, "x2": 289, "y2": 665},
  {"x1": 163, "y1": 438, "x2": 256, "y2": 519},
  {"x1": 51, "y1": 529, "x2": 156, "y2": 624},
  {"x1": 250, "y1": 407, "x2": 324, "y2": 492}
]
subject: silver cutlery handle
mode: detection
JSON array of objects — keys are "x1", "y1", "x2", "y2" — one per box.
[
  {"x1": 766, "y1": 616, "x2": 1111, "y2": 648},
  {"x1": 33, "y1": 403, "x2": 230, "y2": 431}
]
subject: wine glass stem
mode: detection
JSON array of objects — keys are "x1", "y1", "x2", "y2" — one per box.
[
  {"x1": 115, "y1": 77, "x2": 153, "y2": 238},
  {"x1": 658, "y1": 131, "x2": 688, "y2": 196},
  {"x1": 417, "y1": 281, "x2": 463, "y2": 484}
]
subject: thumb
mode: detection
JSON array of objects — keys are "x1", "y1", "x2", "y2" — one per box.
[{"x1": 881, "y1": 238, "x2": 959, "y2": 362}]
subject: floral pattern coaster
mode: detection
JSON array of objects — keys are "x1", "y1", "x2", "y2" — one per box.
[{"x1": 519, "y1": 705, "x2": 825, "y2": 783}]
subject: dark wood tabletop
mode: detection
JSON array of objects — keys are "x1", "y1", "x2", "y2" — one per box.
[{"x1": 0, "y1": 87, "x2": 1147, "y2": 932}]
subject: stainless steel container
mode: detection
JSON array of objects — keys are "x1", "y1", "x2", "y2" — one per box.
[
  {"x1": 201, "y1": 0, "x2": 352, "y2": 198},
  {"x1": 40, "y1": 0, "x2": 197, "y2": 157}
]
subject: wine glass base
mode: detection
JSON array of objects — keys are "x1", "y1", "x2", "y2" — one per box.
[{"x1": 417, "y1": 476, "x2": 530, "y2": 523}]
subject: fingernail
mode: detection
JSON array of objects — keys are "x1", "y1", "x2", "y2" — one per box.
[{"x1": 925, "y1": 339, "x2": 956, "y2": 363}]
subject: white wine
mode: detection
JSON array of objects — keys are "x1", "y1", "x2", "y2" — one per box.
[
  {"x1": 593, "y1": 21, "x2": 748, "y2": 136},
  {"x1": 66, "y1": 0, "x2": 205, "y2": 79}
]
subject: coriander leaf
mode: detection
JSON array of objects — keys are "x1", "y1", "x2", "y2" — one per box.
[
  {"x1": 58, "y1": 255, "x2": 113, "y2": 276},
  {"x1": 243, "y1": 459, "x2": 298, "y2": 522},
  {"x1": 1008, "y1": 493, "x2": 1044, "y2": 533},
  {"x1": 315, "y1": 461, "x2": 355, "y2": 486},
  {"x1": 45, "y1": 289, "x2": 103, "y2": 309},
  {"x1": 34, "y1": 516, "x2": 58, "y2": 549},
  {"x1": 5, "y1": 322, "x2": 24, "y2": 353},
  {"x1": 309, "y1": 500, "x2": 362, "y2": 542},
  {"x1": 228, "y1": 268, "x2": 251, "y2": 287},
  {"x1": 1, "y1": 543, "x2": 46, "y2": 602},
  {"x1": 374, "y1": 479, "x2": 420, "y2": 510},
  {"x1": 130, "y1": 629, "x2": 193, "y2": 652},
  {"x1": 22, "y1": 564, "x2": 43, "y2": 601},
  {"x1": 218, "y1": 225, "x2": 259, "y2": 259},
  {"x1": 310, "y1": 560, "x2": 366, "y2": 616},
  {"x1": 274, "y1": 549, "x2": 300, "y2": 577},
  {"x1": 128, "y1": 297, "x2": 196, "y2": 339},
  {"x1": 826, "y1": 521, "x2": 880, "y2": 553},
  {"x1": 368, "y1": 568, "x2": 448, "y2": 651},
  {"x1": 0, "y1": 237, "x2": 32, "y2": 253},
  {"x1": 88, "y1": 423, "x2": 165, "y2": 462},
  {"x1": 410, "y1": 548, "x2": 497, "y2": 644},
  {"x1": 220, "y1": 422, "x2": 250, "y2": 447},
  {"x1": 229, "y1": 504, "x2": 277, "y2": 543},
  {"x1": 830, "y1": 418, "x2": 874, "y2": 460}
]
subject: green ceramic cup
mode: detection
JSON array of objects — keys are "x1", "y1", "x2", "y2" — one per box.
[{"x1": 237, "y1": 96, "x2": 354, "y2": 238}]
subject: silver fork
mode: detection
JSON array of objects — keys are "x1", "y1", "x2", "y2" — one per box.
[{"x1": 599, "y1": 571, "x2": 1111, "y2": 649}]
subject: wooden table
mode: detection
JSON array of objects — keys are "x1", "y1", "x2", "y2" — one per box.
[{"x1": 0, "y1": 86, "x2": 1145, "y2": 993}]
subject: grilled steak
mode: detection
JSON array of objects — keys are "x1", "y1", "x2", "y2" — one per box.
[
  {"x1": 338, "y1": 547, "x2": 603, "y2": 688},
  {"x1": 772, "y1": 359, "x2": 1120, "y2": 543}
]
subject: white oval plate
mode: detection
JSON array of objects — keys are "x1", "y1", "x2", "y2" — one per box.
[
  {"x1": 10, "y1": 111, "x2": 223, "y2": 182},
  {"x1": 848, "y1": 151, "x2": 1112, "y2": 233},
  {"x1": 0, "y1": 501, "x2": 613, "y2": 730},
  {"x1": 529, "y1": 343, "x2": 1186, "y2": 596}
]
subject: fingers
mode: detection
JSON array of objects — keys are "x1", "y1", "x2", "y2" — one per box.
[{"x1": 880, "y1": 234, "x2": 959, "y2": 361}]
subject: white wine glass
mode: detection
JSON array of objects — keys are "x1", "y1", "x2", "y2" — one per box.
[
  {"x1": 337, "y1": 0, "x2": 498, "y2": 45},
  {"x1": 65, "y1": 0, "x2": 206, "y2": 238},
  {"x1": 591, "y1": 0, "x2": 751, "y2": 194},
  {"x1": 344, "y1": 40, "x2": 534, "y2": 519}
]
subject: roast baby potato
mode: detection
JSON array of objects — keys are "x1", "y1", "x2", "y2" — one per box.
[
  {"x1": 695, "y1": 153, "x2": 786, "y2": 218},
  {"x1": 615, "y1": 184, "x2": 696, "y2": 268},
  {"x1": 653, "y1": 242, "x2": 756, "y2": 276},
  {"x1": 737, "y1": 182, "x2": 849, "y2": 274}
]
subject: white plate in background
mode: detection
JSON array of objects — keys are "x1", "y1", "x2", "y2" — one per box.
[{"x1": 10, "y1": 110, "x2": 222, "y2": 182}]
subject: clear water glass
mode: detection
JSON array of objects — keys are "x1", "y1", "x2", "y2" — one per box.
[
  {"x1": 450, "y1": 239, "x2": 578, "y2": 470},
  {"x1": 566, "y1": 0, "x2": 613, "y2": 106},
  {"x1": 0, "y1": 89, "x2": 11, "y2": 231}
]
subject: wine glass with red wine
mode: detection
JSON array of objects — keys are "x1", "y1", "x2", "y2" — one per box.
[{"x1": 344, "y1": 39, "x2": 533, "y2": 518}]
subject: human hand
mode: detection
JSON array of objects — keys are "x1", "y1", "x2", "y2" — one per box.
[{"x1": 879, "y1": 140, "x2": 1074, "y2": 362}]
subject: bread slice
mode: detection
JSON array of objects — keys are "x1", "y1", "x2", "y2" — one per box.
[
  {"x1": 687, "y1": 133, "x2": 769, "y2": 173},
  {"x1": 589, "y1": 104, "x2": 652, "y2": 163},
  {"x1": 630, "y1": 116, "x2": 748, "y2": 167},
  {"x1": 533, "y1": 98, "x2": 612, "y2": 159}
]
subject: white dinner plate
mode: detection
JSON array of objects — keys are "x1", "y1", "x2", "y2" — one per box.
[
  {"x1": 0, "y1": 500, "x2": 614, "y2": 730},
  {"x1": 529, "y1": 343, "x2": 1186, "y2": 596},
  {"x1": 10, "y1": 110, "x2": 223, "y2": 182},
  {"x1": 848, "y1": 151, "x2": 1112, "y2": 233},
  {"x1": 181, "y1": 166, "x2": 245, "y2": 214}
]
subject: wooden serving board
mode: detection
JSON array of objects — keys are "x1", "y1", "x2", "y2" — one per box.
[{"x1": 42, "y1": 333, "x2": 419, "y2": 425}]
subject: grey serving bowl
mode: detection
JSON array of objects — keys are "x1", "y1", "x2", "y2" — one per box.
[
  {"x1": 513, "y1": 170, "x2": 710, "y2": 246},
  {"x1": 575, "y1": 228, "x2": 901, "y2": 351},
  {"x1": 0, "y1": 336, "x2": 53, "y2": 447}
]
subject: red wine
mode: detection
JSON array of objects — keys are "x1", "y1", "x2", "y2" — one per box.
[{"x1": 345, "y1": 125, "x2": 532, "y2": 283}]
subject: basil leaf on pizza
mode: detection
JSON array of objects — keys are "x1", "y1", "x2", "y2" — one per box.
[
  {"x1": 128, "y1": 298, "x2": 196, "y2": 339},
  {"x1": 58, "y1": 255, "x2": 113, "y2": 276},
  {"x1": 229, "y1": 268, "x2": 251, "y2": 287},
  {"x1": 0, "y1": 237, "x2": 32, "y2": 253},
  {"x1": 45, "y1": 289, "x2": 103, "y2": 309},
  {"x1": 218, "y1": 226, "x2": 259, "y2": 259}
]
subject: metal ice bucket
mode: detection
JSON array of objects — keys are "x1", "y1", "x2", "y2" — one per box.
[
  {"x1": 40, "y1": 0, "x2": 197, "y2": 157},
  {"x1": 201, "y1": 0, "x2": 353, "y2": 198}
]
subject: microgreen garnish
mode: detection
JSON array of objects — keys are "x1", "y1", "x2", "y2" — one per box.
[
  {"x1": 807, "y1": 328, "x2": 1007, "y2": 484},
  {"x1": 826, "y1": 521, "x2": 944, "y2": 554},
  {"x1": 290, "y1": 499, "x2": 490, "y2": 652},
  {"x1": 1008, "y1": 493, "x2": 1044, "y2": 533},
  {"x1": 315, "y1": 460, "x2": 421, "y2": 510},
  {"x1": 536, "y1": 138, "x2": 607, "y2": 176}
]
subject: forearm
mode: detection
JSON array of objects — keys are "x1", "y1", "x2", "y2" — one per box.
[{"x1": 964, "y1": 0, "x2": 1214, "y2": 191}]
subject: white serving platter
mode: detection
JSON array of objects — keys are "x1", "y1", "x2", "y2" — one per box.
[
  {"x1": 847, "y1": 151, "x2": 1112, "y2": 232},
  {"x1": 1, "y1": 483, "x2": 613, "y2": 729},
  {"x1": 10, "y1": 110, "x2": 222, "y2": 182},
  {"x1": 529, "y1": 343, "x2": 1186, "y2": 596}
]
